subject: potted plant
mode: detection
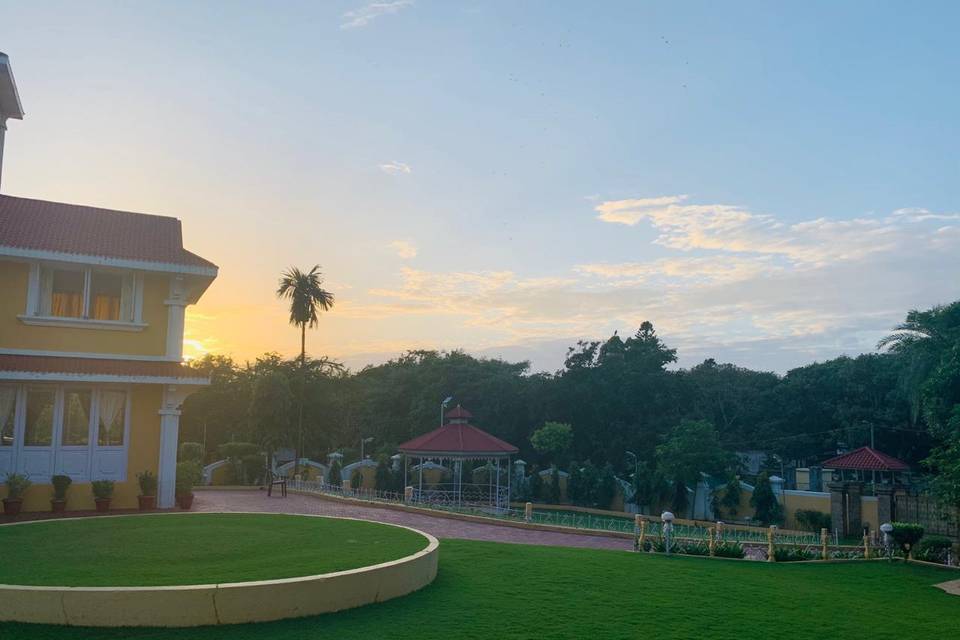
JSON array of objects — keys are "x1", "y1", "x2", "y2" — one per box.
[
  {"x1": 175, "y1": 461, "x2": 201, "y2": 510},
  {"x1": 91, "y1": 480, "x2": 115, "y2": 512},
  {"x1": 137, "y1": 471, "x2": 157, "y2": 510},
  {"x1": 3, "y1": 473, "x2": 31, "y2": 516},
  {"x1": 51, "y1": 474, "x2": 72, "y2": 513}
]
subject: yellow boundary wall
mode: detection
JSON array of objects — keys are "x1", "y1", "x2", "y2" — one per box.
[{"x1": 0, "y1": 512, "x2": 439, "y2": 627}]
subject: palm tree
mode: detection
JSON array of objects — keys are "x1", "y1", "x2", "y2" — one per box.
[
  {"x1": 277, "y1": 265, "x2": 335, "y2": 474},
  {"x1": 878, "y1": 302, "x2": 960, "y2": 422}
]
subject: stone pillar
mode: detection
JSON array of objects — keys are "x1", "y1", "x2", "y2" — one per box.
[
  {"x1": 164, "y1": 276, "x2": 188, "y2": 360},
  {"x1": 876, "y1": 484, "x2": 894, "y2": 528},
  {"x1": 828, "y1": 482, "x2": 846, "y2": 535},
  {"x1": 820, "y1": 528, "x2": 829, "y2": 560},
  {"x1": 638, "y1": 519, "x2": 647, "y2": 551},
  {"x1": 157, "y1": 386, "x2": 191, "y2": 509},
  {"x1": 846, "y1": 482, "x2": 863, "y2": 536},
  {"x1": 525, "y1": 502, "x2": 533, "y2": 522},
  {"x1": 708, "y1": 527, "x2": 716, "y2": 556},
  {"x1": 767, "y1": 525, "x2": 776, "y2": 562}
]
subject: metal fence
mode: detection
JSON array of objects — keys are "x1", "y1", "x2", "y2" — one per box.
[{"x1": 894, "y1": 494, "x2": 960, "y2": 539}]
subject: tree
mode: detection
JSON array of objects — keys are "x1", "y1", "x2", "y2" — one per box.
[
  {"x1": 719, "y1": 475, "x2": 742, "y2": 519},
  {"x1": 374, "y1": 456, "x2": 392, "y2": 492},
  {"x1": 750, "y1": 472, "x2": 782, "y2": 525},
  {"x1": 248, "y1": 371, "x2": 293, "y2": 465},
  {"x1": 328, "y1": 458, "x2": 342, "y2": 486},
  {"x1": 595, "y1": 463, "x2": 617, "y2": 509},
  {"x1": 922, "y1": 343, "x2": 960, "y2": 511},
  {"x1": 530, "y1": 422, "x2": 573, "y2": 466},
  {"x1": 656, "y1": 420, "x2": 732, "y2": 486},
  {"x1": 277, "y1": 265, "x2": 335, "y2": 475},
  {"x1": 528, "y1": 466, "x2": 544, "y2": 502}
]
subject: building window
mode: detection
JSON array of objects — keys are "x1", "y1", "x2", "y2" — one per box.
[
  {"x1": 0, "y1": 386, "x2": 15, "y2": 447},
  {"x1": 62, "y1": 389, "x2": 92, "y2": 446},
  {"x1": 0, "y1": 385, "x2": 130, "y2": 482},
  {"x1": 98, "y1": 390, "x2": 126, "y2": 446},
  {"x1": 49, "y1": 268, "x2": 85, "y2": 318},
  {"x1": 36, "y1": 266, "x2": 136, "y2": 323},
  {"x1": 24, "y1": 388, "x2": 55, "y2": 446},
  {"x1": 90, "y1": 272, "x2": 123, "y2": 321}
]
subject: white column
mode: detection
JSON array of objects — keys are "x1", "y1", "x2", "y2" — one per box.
[
  {"x1": 164, "y1": 276, "x2": 188, "y2": 360},
  {"x1": 157, "y1": 386, "x2": 190, "y2": 508}
]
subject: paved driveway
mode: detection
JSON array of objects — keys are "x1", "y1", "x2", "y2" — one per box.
[{"x1": 194, "y1": 489, "x2": 633, "y2": 552}]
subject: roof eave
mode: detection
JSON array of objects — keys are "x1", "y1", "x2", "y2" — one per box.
[{"x1": 0, "y1": 244, "x2": 219, "y2": 277}]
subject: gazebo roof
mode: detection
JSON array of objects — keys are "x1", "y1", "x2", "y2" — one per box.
[
  {"x1": 399, "y1": 408, "x2": 518, "y2": 457},
  {"x1": 822, "y1": 446, "x2": 909, "y2": 471}
]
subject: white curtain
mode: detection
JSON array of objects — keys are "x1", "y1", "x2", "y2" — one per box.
[
  {"x1": 0, "y1": 387, "x2": 15, "y2": 441},
  {"x1": 98, "y1": 391, "x2": 125, "y2": 446}
]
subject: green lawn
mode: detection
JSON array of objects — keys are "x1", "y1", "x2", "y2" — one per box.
[
  {"x1": 2, "y1": 538, "x2": 957, "y2": 639},
  {"x1": 0, "y1": 513, "x2": 427, "y2": 587}
]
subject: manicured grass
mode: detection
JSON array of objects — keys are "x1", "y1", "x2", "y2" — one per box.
[
  {"x1": 0, "y1": 513, "x2": 428, "y2": 587},
  {"x1": 3, "y1": 538, "x2": 957, "y2": 639}
]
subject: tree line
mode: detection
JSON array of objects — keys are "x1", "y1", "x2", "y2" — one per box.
[{"x1": 180, "y1": 301, "x2": 960, "y2": 511}]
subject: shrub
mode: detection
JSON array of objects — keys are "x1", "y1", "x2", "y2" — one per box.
[
  {"x1": 773, "y1": 546, "x2": 818, "y2": 562},
  {"x1": 829, "y1": 549, "x2": 865, "y2": 560},
  {"x1": 750, "y1": 472, "x2": 783, "y2": 525},
  {"x1": 676, "y1": 540, "x2": 710, "y2": 556},
  {"x1": 374, "y1": 456, "x2": 392, "y2": 491},
  {"x1": 137, "y1": 470, "x2": 158, "y2": 497},
  {"x1": 713, "y1": 541, "x2": 746, "y2": 559},
  {"x1": 328, "y1": 459, "x2": 342, "y2": 485},
  {"x1": 528, "y1": 467, "x2": 544, "y2": 501},
  {"x1": 350, "y1": 469, "x2": 363, "y2": 489},
  {"x1": 891, "y1": 522, "x2": 925, "y2": 554},
  {"x1": 91, "y1": 480, "x2": 115, "y2": 500},
  {"x1": 239, "y1": 453, "x2": 266, "y2": 484},
  {"x1": 915, "y1": 535, "x2": 953, "y2": 563},
  {"x1": 178, "y1": 441, "x2": 204, "y2": 462},
  {"x1": 51, "y1": 474, "x2": 72, "y2": 501},
  {"x1": 217, "y1": 442, "x2": 259, "y2": 460},
  {"x1": 175, "y1": 461, "x2": 202, "y2": 496},
  {"x1": 795, "y1": 509, "x2": 832, "y2": 532},
  {"x1": 4, "y1": 473, "x2": 31, "y2": 500}
]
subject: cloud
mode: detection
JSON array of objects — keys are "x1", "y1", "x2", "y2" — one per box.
[
  {"x1": 593, "y1": 194, "x2": 947, "y2": 266},
  {"x1": 389, "y1": 240, "x2": 418, "y2": 259},
  {"x1": 341, "y1": 1, "x2": 414, "y2": 30},
  {"x1": 379, "y1": 160, "x2": 412, "y2": 175},
  {"x1": 347, "y1": 201, "x2": 960, "y2": 373}
]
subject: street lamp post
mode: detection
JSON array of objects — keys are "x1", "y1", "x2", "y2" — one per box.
[
  {"x1": 440, "y1": 396, "x2": 453, "y2": 426},
  {"x1": 361, "y1": 436, "x2": 374, "y2": 460},
  {"x1": 662, "y1": 511, "x2": 675, "y2": 555}
]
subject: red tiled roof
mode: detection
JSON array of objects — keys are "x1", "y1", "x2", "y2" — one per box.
[
  {"x1": 399, "y1": 414, "x2": 518, "y2": 456},
  {"x1": 0, "y1": 194, "x2": 217, "y2": 272},
  {"x1": 0, "y1": 354, "x2": 209, "y2": 383},
  {"x1": 822, "y1": 446, "x2": 909, "y2": 471},
  {"x1": 444, "y1": 405, "x2": 473, "y2": 420}
]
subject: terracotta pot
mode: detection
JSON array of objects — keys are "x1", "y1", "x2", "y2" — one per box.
[
  {"x1": 94, "y1": 498, "x2": 111, "y2": 513},
  {"x1": 2, "y1": 498, "x2": 23, "y2": 517},
  {"x1": 51, "y1": 499, "x2": 67, "y2": 513},
  {"x1": 138, "y1": 495, "x2": 156, "y2": 511},
  {"x1": 176, "y1": 493, "x2": 194, "y2": 510}
]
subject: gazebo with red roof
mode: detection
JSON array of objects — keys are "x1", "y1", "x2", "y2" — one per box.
[
  {"x1": 822, "y1": 446, "x2": 910, "y2": 484},
  {"x1": 398, "y1": 405, "x2": 518, "y2": 512}
]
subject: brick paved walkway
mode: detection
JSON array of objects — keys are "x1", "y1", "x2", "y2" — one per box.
[{"x1": 193, "y1": 489, "x2": 633, "y2": 551}]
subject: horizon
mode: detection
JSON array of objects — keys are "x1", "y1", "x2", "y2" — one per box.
[{"x1": 2, "y1": 1, "x2": 958, "y2": 374}]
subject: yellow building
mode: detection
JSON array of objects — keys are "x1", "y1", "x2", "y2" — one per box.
[
  {"x1": 0, "y1": 194, "x2": 217, "y2": 512},
  {"x1": 0, "y1": 56, "x2": 216, "y2": 511}
]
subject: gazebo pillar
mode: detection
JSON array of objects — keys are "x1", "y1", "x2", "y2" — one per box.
[{"x1": 846, "y1": 481, "x2": 863, "y2": 535}]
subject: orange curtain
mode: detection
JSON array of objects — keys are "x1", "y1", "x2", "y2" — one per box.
[
  {"x1": 92, "y1": 295, "x2": 121, "y2": 320},
  {"x1": 51, "y1": 292, "x2": 83, "y2": 317}
]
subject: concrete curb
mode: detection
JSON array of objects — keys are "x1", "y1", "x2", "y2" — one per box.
[{"x1": 0, "y1": 511, "x2": 438, "y2": 627}]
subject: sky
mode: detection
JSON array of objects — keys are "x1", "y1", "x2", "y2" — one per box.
[{"x1": 1, "y1": 1, "x2": 958, "y2": 373}]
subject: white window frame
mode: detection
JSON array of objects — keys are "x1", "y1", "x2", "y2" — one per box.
[
  {"x1": 0, "y1": 382, "x2": 131, "y2": 483},
  {"x1": 19, "y1": 262, "x2": 147, "y2": 332}
]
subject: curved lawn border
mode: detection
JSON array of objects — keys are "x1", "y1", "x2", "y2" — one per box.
[{"x1": 0, "y1": 512, "x2": 439, "y2": 627}]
